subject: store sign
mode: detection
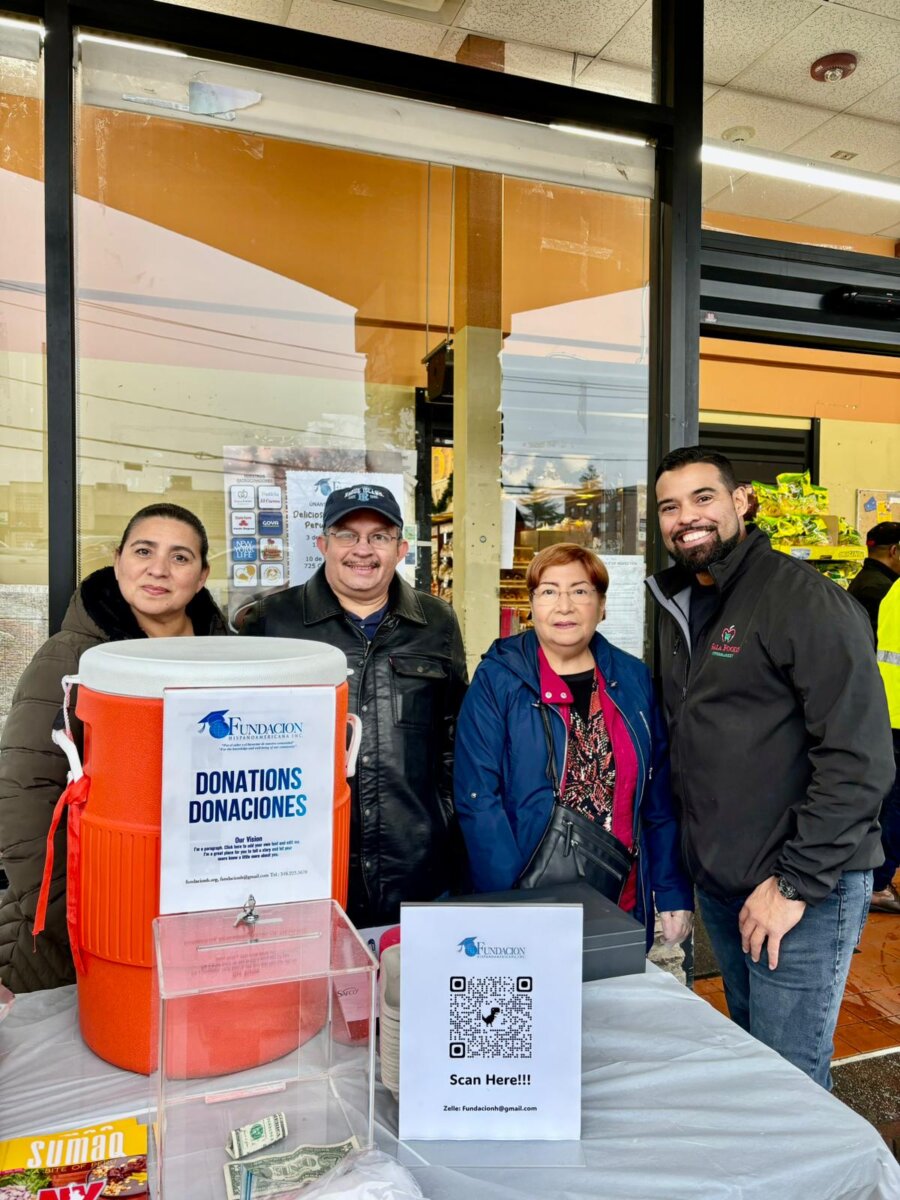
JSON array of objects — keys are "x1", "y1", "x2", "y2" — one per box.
[
  {"x1": 160, "y1": 685, "x2": 335, "y2": 915},
  {"x1": 398, "y1": 903, "x2": 583, "y2": 1141}
]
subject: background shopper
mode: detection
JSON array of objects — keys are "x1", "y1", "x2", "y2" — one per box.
[
  {"x1": 0, "y1": 503, "x2": 227, "y2": 992},
  {"x1": 455, "y1": 543, "x2": 693, "y2": 950},
  {"x1": 873, "y1": 578, "x2": 900, "y2": 913},
  {"x1": 848, "y1": 520, "x2": 900, "y2": 638}
]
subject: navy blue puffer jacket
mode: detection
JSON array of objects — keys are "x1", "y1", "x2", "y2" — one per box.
[{"x1": 454, "y1": 629, "x2": 693, "y2": 946}]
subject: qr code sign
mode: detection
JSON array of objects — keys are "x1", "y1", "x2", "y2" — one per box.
[{"x1": 448, "y1": 976, "x2": 533, "y2": 1059}]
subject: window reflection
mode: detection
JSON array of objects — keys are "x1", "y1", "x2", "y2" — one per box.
[{"x1": 0, "y1": 32, "x2": 46, "y2": 731}]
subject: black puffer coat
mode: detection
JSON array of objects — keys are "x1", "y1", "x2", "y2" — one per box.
[
  {"x1": 241, "y1": 566, "x2": 468, "y2": 928},
  {"x1": 0, "y1": 567, "x2": 227, "y2": 992}
]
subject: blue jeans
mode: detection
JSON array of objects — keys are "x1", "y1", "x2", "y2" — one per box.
[
  {"x1": 697, "y1": 871, "x2": 872, "y2": 1090},
  {"x1": 872, "y1": 734, "x2": 900, "y2": 892}
]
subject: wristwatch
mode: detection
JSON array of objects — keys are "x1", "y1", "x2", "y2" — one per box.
[{"x1": 776, "y1": 875, "x2": 802, "y2": 902}]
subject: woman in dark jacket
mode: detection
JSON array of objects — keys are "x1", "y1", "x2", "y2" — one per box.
[
  {"x1": 0, "y1": 503, "x2": 228, "y2": 992},
  {"x1": 454, "y1": 543, "x2": 692, "y2": 950}
]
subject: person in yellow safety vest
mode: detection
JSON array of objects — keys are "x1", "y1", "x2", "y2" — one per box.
[{"x1": 873, "y1": 578, "x2": 900, "y2": 913}]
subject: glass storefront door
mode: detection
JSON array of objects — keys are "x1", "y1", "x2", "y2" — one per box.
[{"x1": 74, "y1": 35, "x2": 654, "y2": 662}]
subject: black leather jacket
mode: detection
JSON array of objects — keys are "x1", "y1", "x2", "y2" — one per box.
[{"x1": 241, "y1": 567, "x2": 468, "y2": 927}]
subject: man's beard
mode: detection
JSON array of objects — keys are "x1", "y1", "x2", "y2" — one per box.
[{"x1": 670, "y1": 527, "x2": 742, "y2": 573}]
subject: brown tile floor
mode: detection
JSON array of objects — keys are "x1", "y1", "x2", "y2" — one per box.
[{"x1": 696, "y1": 900, "x2": 900, "y2": 1062}]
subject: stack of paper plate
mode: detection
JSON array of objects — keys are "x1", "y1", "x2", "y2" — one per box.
[{"x1": 379, "y1": 943, "x2": 400, "y2": 1099}]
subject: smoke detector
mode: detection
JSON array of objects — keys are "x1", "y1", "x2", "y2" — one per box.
[
  {"x1": 811, "y1": 52, "x2": 857, "y2": 83},
  {"x1": 722, "y1": 126, "x2": 756, "y2": 144}
]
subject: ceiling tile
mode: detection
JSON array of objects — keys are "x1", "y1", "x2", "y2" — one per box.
[
  {"x1": 847, "y1": 71, "x2": 900, "y2": 120},
  {"x1": 701, "y1": 172, "x2": 841, "y2": 221},
  {"x1": 703, "y1": 88, "x2": 832, "y2": 151},
  {"x1": 876, "y1": 220, "x2": 900, "y2": 235},
  {"x1": 826, "y1": 0, "x2": 900, "y2": 17},
  {"x1": 435, "y1": 27, "x2": 468, "y2": 58},
  {"x1": 784, "y1": 112, "x2": 900, "y2": 171},
  {"x1": 793, "y1": 191, "x2": 900, "y2": 235},
  {"x1": 287, "y1": 0, "x2": 448, "y2": 52},
  {"x1": 159, "y1": 0, "x2": 291, "y2": 21},
  {"x1": 456, "y1": 0, "x2": 644, "y2": 57},
  {"x1": 595, "y1": 0, "x2": 650, "y2": 67},
  {"x1": 574, "y1": 57, "x2": 652, "y2": 103},
  {"x1": 703, "y1": 0, "x2": 821, "y2": 86},
  {"x1": 729, "y1": 5, "x2": 900, "y2": 110},
  {"x1": 701, "y1": 164, "x2": 747, "y2": 204},
  {"x1": 502, "y1": 42, "x2": 577, "y2": 87}
]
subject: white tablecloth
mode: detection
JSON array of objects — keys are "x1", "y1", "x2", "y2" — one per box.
[{"x1": 2, "y1": 965, "x2": 898, "y2": 1200}]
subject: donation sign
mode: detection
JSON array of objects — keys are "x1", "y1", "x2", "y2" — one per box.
[
  {"x1": 398, "y1": 904, "x2": 583, "y2": 1141},
  {"x1": 160, "y1": 686, "x2": 335, "y2": 915}
]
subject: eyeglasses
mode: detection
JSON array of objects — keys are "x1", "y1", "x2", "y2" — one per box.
[
  {"x1": 327, "y1": 530, "x2": 400, "y2": 548},
  {"x1": 531, "y1": 585, "x2": 599, "y2": 605}
]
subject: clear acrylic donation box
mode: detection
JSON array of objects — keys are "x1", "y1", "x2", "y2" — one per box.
[{"x1": 151, "y1": 898, "x2": 376, "y2": 1200}]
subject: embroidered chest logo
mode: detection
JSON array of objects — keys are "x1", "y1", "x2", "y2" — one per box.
[{"x1": 711, "y1": 624, "x2": 742, "y2": 658}]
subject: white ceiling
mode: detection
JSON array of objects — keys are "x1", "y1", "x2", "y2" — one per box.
[
  {"x1": 3, "y1": 0, "x2": 894, "y2": 237},
  {"x1": 150, "y1": 0, "x2": 900, "y2": 238}
]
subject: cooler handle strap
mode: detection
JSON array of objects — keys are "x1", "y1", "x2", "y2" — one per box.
[
  {"x1": 52, "y1": 724, "x2": 83, "y2": 783},
  {"x1": 33, "y1": 766, "x2": 90, "y2": 975},
  {"x1": 33, "y1": 674, "x2": 88, "y2": 969},
  {"x1": 346, "y1": 713, "x2": 362, "y2": 779},
  {"x1": 60, "y1": 674, "x2": 80, "y2": 744}
]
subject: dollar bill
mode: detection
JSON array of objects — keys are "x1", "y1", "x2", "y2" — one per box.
[
  {"x1": 223, "y1": 1136, "x2": 359, "y2": 1200},
  {"x1": 226, "y1": 1113, "x2": 289, "y2": 1160}
]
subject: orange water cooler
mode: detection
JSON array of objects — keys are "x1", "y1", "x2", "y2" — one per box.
[{"x1": 61, "y1": 637, "x2": 356, "y2": 1076}]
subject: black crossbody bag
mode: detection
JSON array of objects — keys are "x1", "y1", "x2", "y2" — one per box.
[{"x1": 516, "y1": 704, "x2": 636, "y2": 904}]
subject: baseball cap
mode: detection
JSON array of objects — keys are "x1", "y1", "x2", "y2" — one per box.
[
  {"x1": 322, "y1": 484, "x2": 403, "y2": 531},
  {"x1": 865, "y1": 521, "x2": 900, "y2": 548}
]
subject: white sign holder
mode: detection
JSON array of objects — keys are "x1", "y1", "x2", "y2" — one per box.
[{"x1": 398, "y1": 903, "x2": 584, "y2": 1156}]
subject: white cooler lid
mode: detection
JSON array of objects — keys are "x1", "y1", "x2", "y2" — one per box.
[{"x1": 78, "y1": 637, "x2": 347, "y2": 698}]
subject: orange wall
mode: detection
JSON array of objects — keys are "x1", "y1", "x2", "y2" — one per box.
[
  {"x1": 701, "y1": 338, "x2": 900, "y2": 424},
  {"x1": 67, "y1": 103, "x2": 649, "y2": 385},
  {"x1": 0, "y1": 91, "x2": 41, "y2": 179},
  {"x1": 702, "y1": 209, "x2": 897, "y2": 258}
]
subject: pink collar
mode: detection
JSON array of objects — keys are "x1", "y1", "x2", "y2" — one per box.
[{"x1": 537, "y1": 646, "x2": 594, "y2": 706}]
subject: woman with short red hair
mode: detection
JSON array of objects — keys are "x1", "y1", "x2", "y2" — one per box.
[{"x1": 455, "y1": 543, "x2": 692, "y2": 949}]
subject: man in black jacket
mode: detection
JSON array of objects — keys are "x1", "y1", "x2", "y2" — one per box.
[
  {"x1": 241, "y1": 484, "x2": 467, "y2": 930},
  {"x1": 848, "y1": 520, "x2": 900, "y2": 638},
  {"x1": 648, "y1": 447, "x2": 894, "y2": 1089}
]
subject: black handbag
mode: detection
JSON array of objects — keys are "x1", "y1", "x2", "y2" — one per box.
[
  {"x1": 516, "y1": 704, "x2": 636, "y2": 904},
  {"x1": 517, "y1": 802, "x2": 635, "y2": 903}
]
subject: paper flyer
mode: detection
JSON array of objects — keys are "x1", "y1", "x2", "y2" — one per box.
[{"x1": 160, "y1": 685, "x2": 336, "y2": 915}]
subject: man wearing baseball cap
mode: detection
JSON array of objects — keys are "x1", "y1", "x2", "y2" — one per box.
[
  {"x1": 240, "y1": 484, "x2": 468, "y2": 930},
  {"x1": 848, "y1": 521, "x2": 900, "y2": 638}
]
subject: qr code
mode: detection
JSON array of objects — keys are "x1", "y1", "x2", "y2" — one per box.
[{"x1": 448, "y1": 975, "x2": 533, "y2": 1059}]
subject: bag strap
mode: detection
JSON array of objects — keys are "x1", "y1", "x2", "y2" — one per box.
[{"x1": 538, "y1": 704, "x2": 561, "y2": 801}]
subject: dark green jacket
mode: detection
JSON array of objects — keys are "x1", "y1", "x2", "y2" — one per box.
[{"x1": 0, "y1": 567, "x2": 227, "y2": 992}]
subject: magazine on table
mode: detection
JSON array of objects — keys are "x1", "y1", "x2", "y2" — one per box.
[{"x1": 0, "y1": 1116, "x2": 147, "y2": 1199}]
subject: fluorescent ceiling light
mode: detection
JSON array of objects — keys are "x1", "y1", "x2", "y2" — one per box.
[
  {"x1": 551, "y1": 123, "x2": 648, "y2": 149},
  {"x1": 78, "y1": 33, "x2": 188, "y2": 58},
  {"x1": 0, "y1": 16, "x2": 44, "y2": 34},
  {"x1": 702, "y1": 141, "x2": 900, "y2": 202}
]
